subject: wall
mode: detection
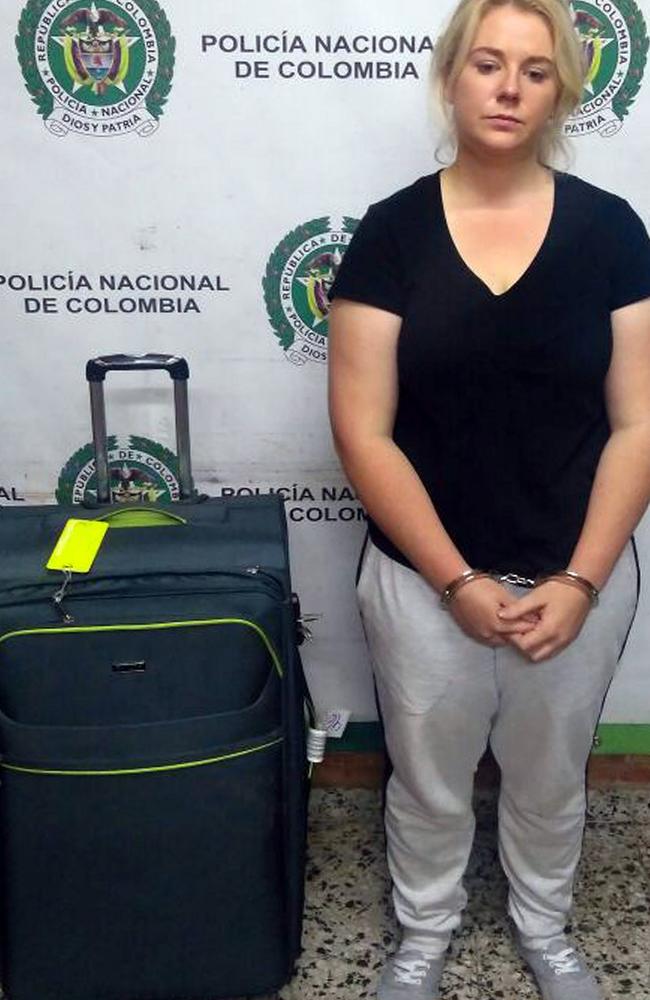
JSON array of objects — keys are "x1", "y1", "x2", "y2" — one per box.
[{"x1": 1, "y1": 0, "x2": 649, "y2": 739}]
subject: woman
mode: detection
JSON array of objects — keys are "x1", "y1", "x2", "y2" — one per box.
[{"x1": 327, "y1": 1, "x2": 650, "y2": 998}]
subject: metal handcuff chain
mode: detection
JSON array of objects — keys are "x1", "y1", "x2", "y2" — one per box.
[
  {"x1": 441, "y1": 569, "x2": 599, "y2": 608},
  {"x1": 497, "y1": 572, "x2": 536, "y2": 588}
]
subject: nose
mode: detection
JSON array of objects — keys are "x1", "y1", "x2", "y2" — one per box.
[{"x1": 498, "y1": 69, "x2": 520, "y2": 104}]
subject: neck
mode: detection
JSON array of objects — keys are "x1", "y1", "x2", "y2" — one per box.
[{"x1": 444, "y1": 143, "x2": 551, "y2": 202}]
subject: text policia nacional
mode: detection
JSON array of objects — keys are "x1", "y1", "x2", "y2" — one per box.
[
  {"x1": 201, "y1": 33, "x2": 435, "y2": 81},
  {"x1": 1, "y1": 273, "x2": 230, "y2": 316}
]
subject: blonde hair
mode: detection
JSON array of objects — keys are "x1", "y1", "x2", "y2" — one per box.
[{"x1": 431, "y1": 0, "x2": 585, "y2": 166}]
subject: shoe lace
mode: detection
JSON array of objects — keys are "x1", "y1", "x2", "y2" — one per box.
[
  {"x1": 393, "y1": 956, "x2": 432, "y2": 985},
  {"x1": 543, "y1": 947, "x2": 581, "y2": 976}
]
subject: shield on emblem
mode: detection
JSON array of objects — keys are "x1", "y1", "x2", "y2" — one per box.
[{"x1": 77, "y1": 38, "x2": 120, "y2": 83}]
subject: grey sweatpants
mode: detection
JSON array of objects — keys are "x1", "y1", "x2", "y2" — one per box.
[{"x1": 357, "y1": 539, "x2": 638, "y2": 956}]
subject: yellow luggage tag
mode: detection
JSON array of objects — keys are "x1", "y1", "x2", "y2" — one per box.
[{"x1": 47, "y1": 518, "x2": 109, "y2": 573}]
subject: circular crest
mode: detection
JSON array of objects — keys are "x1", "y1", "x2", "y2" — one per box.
[
  {"x1": 567, "y1": 0, "x2": 648, "y2": 137},
  {"x1": 263, "y1": 216, "x2": 359, "y2": 367},
  {"x1": 16, "y1": 0, "x2": 175, "y2": 137},
  {"x1": 56, "y1": 435, "x2": 180, "y2": 504}
]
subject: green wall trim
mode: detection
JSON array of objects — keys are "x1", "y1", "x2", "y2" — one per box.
[
  {"x1": 329, "y1": 722, "x2": 383, "y2": 753},
  {"x1": 330, "y1": 722, "x2": 650, "y2": 756},
  {"x1": 592, "y1": 724, "x2": 650, "y2": 755}
]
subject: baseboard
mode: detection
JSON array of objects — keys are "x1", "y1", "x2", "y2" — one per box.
[{"x1": 312, "y1": 750, "x2": 650, "y2": 787}]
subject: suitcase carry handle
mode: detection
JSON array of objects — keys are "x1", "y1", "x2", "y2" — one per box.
[
  {"x1": 95, "y1": 505, "x2": 229, "y2": 526},
  {"x1": 96, "y1": 507, "x2": 188, "y2": 528},
  {"x1": 86, "y1": 354, "x2": 189, "y2": 382},
  {"x1": 86, "y1": 353, "x2": 194, "y2": 504}
]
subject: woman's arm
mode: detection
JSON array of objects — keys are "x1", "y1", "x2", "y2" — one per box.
[
  {"x1": 499, "y1": 297, "x2": 650, "y2": 661},
  {"x1": 328, "y1": 298, "x2": 535, "y2": 645},
  {"x1": 568, "y1": 297, "x2": 650, "y2": 586},
  {"x1": 328, "y1": 299, "x2": 465, "y2": 591}
]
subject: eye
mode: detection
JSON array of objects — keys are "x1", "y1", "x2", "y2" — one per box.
[
  {"x1": 526, "y1": 67, "x2": 549, "y2": 82},
  {"x1": 476, "y1": 61, "x2": 499, "y2": 74}
]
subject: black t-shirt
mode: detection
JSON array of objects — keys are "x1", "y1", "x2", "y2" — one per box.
[{"x1": 330, "y1": 170, "x2": 650, "y2": 577}]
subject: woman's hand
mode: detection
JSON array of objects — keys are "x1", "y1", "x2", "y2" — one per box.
[
  {"x1": 448, "y1": 577, "x2": 539, "y2": 646},
  {"x1": 496, "y1": 580, "x2": 592, "y2": 662}
]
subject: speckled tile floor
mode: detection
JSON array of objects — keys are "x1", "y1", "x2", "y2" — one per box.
[
  {"x1": 270, "y1": 785, "x2": 650, "y2": 1000},
  {"x1": 1, "y1": 787, "x2": 646, "y2": 1000}
]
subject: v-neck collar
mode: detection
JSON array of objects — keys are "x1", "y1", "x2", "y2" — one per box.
[{"x1": 435, "y1": 169, "x2": 558, "y2": 300}]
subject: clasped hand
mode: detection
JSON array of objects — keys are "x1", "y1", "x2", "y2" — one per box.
[{"x1": 448, "y1": 577, "x2": 592, "y2": 663}]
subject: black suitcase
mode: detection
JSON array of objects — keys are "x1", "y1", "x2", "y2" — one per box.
[{"x1": 0, "y1": 354, "x2": 310, "y2": 1000}]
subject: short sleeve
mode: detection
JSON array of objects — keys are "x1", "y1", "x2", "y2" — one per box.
[
  {"x1": 608, "y1": 199, "x2": 650, "y2": 310},
  {"x1": 329, "y1": 204, "x2": 405, "y2": 316}
]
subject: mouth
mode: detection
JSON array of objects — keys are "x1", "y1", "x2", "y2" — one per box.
[{"x1": 487, "y1": 115, "x2": 523, "y2": 123}]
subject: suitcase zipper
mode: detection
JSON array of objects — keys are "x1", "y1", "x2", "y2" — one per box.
[
  {"x1": 0, "y1": 568, "x2": 284, "y2": 623},
  {"x1": 0, "y1": 617, "x2": 284, "y2": 677},
  {"x1": 52, "y1": 570, "x2": 74, "y2": 623},
  {"x1": 48, "y1": 576, "x2": 282, "y2": 626},
  {"x1": 2, "y1": 734, "x2": 284, "y2": 777}
]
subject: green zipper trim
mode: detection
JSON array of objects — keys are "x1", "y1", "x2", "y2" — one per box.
[
  {"x1": 1, "y1": 736, "x2": 283, "y2": 777},
  {"x1": 0, "y1": 619, "x2": 283, "y2": 678}
]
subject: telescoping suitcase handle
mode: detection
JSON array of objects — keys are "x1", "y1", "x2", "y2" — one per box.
[{"x1": 86, "y1": 353, "x2": 194, "y2": 504}]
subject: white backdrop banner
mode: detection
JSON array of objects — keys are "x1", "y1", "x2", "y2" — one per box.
[{"x1": 1, "y1": 0, "x2": 649, "y2": 725}]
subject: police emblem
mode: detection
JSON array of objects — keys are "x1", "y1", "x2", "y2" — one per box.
[
  {"x1": 16, "y1": 0, "x2": 175, "y2": 137},
  {"x1": 56, "y1": 436, "x2": 180, "y2": 504},
  {"x1": 263, "y1": 217, "x2": 359, "y2": 366},
  {"x1": 567, "y1": 0, "x2": 648, "y2": 137}
]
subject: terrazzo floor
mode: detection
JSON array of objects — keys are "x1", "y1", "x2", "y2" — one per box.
[{"x1": 271, "y1": 785, "x2": 650, "y2": 1000}]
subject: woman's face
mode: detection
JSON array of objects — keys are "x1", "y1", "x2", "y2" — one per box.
[{"x1": 446, "y1": 3, "x2": 560, "y2": 158}]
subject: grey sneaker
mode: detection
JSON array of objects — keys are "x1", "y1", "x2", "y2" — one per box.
[
  {"x1": 377, "y1": 949, "x2": 445, "y2": 1000},
  {"x1": 518, "y1": 937, "x2": 603, "y2": 1000}
]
